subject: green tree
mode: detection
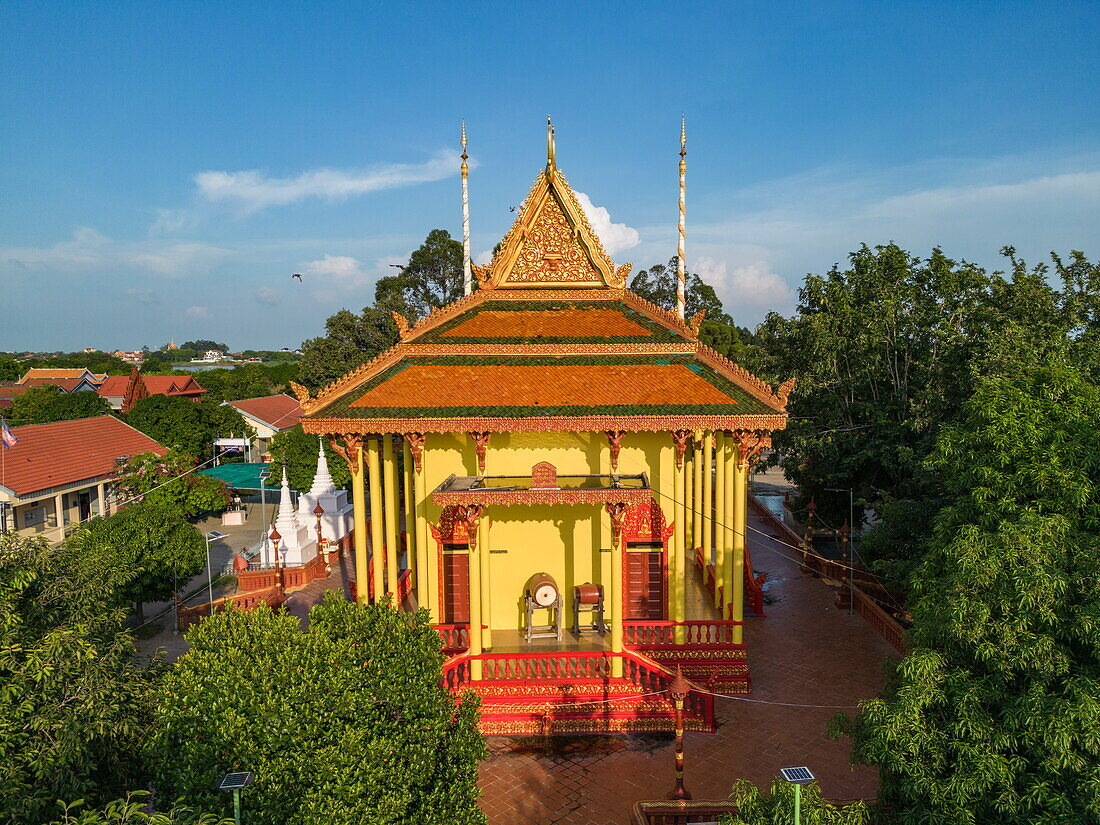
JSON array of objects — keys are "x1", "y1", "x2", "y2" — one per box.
[
  {"x1": 8, "y1": 385, "x2": 112, "y2": 424},
  {"x1": 150, "y1": 595, "x2": 485, "y2": 825},
  {"x1": 0, "y1": 357, "x2": 19, "y2": 382},
  {"x1": 68, "y1": 503, "x2": 206, "y2": 623},
  {"x1": 838, "y1": 353, "x2": 1100, "y2": 824},
  {"x1": 721, "y1": 778, "x2": 868, "y2": 825},
  {"x1": 297, "y1": 229, "x2": 464, "y2": 391},
  {"x1": 267, "y1": 425, "x2": 351, "y2": 490},
  {"x1": 0, "y1": 535, "x2": 161, "y2": 823},
  {"x1": 50, "y1": 793, "x2": 230, "y2": 825},
  {"x1": 125, "y1": 395, "x2": 247, "y2": 461},
  {"x1": 111, "y1": 450, "x2": 230, "y2": 518},
  {"x1": 181, "y1": 340, "x2": 228, "y2": 353},
  {"x1": 191, "y1": 364, "x2": 274, "y2": 404}
]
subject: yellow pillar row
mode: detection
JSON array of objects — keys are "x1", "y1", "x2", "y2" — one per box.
[
  {"x1": 367, "y1": 437, "x2": 384, "y2": 605},
  {"x1": 703, "y1": 429, "x2": 713, "y2": 571},
  {"x1": 382, "y1": 435, "x2": 399, "y2": 599},
  {"x1": 673, "y1": 443, "x2": 687, "y2": 644},
  {"x1": 416, "y1": 446, "x2": 434, "y2": 622},
  {"x1": 723, "y1": 435, "x2": 736, "y2": 621},
  {"x1": 468, "y1": 527, "x2": 483, "y2": 681},
  {"x1": 478, "y1": 517, "x2": 492, "y2": 651},
  {"x1": 351, "y1": 443, "x2": 369, "y2": 605},
  {"x1": 731, "y1": 444, "x2": 748, "y2": 644},
  {"x1": 713, "y1": 432, "x2": 726, "y2": 610},
  {"x1": 401, "y1": 439, "x2": 416, "y2": 595},
  {"x1": 693, "y1": 433, "x2": 704, "y2": 555}
]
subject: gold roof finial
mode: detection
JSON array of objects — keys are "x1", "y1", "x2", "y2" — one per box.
[
  {"x1": 461, "y1": 119, "x2": 468, "y2": 161},
  {"x1": 546, "y1": 115, "x2": 556, "y2": 171},
  {"x1": 680, "y1": 114, "x2": 686, "y2": 158}
]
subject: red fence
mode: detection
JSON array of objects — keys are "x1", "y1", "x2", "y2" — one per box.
[
  {"x1": 435, "y1": 623, "x2": 469, "y2": 655},
  {"x1": 176, "y1": 586, "x2": 286, "y2": 630},
  {"x1": 623, "y1": 620, "x2": 742, "y2": 648}
]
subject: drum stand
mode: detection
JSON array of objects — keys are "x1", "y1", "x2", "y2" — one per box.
[
  {"x1": 525, "y1": 593, "x2": 563, "y2": 642},
  {"x1": 572, "y1": 585, "x2": 606, "y2": 635}
]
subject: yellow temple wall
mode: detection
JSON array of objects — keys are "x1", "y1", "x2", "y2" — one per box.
[{"x1": 417, "y1": 430, "x2": 676, "y2": 632}]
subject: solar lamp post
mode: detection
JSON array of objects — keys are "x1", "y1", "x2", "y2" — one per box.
[
  {"x1": 205, "y1": 531, "x2": 227, "y2": 611},
  {"x1": 218, "y1": 770, "x2": 254, "y2": 825},
  {"x1": 269, "y1": 528, "x2": 282, "y2": 588},
  {"x1": 314, "y1": 502, "x2": 326, "y2": 571},
  {"x1": 780, "y1": 766, "x2": 815, "y2": 825}
]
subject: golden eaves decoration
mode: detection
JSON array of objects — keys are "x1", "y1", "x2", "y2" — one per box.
[{"x1": 478, "y1": 168, "x2": 625, "y2": 290}]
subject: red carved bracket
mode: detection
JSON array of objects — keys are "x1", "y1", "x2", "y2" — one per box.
[
  {"x1": 456, "y1": 504, "x2": 484, "y2": 552},
  {"x1": 468, "y1": 431, "x2": 490, "y2": 474},
  {"x1": 605, "y1": 502, "x2": 628, "y2": 550},
  {"x1": 672, "y1": 430, "x2": 692, "y2": 469},
  {"x1": 730, "y1": 429, "x2": 768, "y2": 470},
  {"x1": 403, "y1": 432, "x2": 425, "y2": 474},
  {"x1": 531, "y1": 461, "x2": 558, "y2": 488},
  {"x1": 605, "y1": 430, "x2": 626, "y2": 472},
  {"x1": 328, "y1": 434, "x2": 363, "y2": 475}
]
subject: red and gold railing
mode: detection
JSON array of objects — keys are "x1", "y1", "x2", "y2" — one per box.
[{"x1": 623, "y1": 619, "x2": 743, "y2": 648}]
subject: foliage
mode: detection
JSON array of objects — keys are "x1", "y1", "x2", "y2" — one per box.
[
  {"x1": 837, "y1": 354, "x2": 1100, "y2": 824},
  {"x1": 297, "y1": 229, "x2": 462, "y2": 390},
  {"x1": 187, "y1": 363, "x2": 272, "y2": 403},
  {"x1": 181, "y1": 340, "x2": 228, "y2": 354},
  {"x1": 17, "y1": 351, "x2": 132, "y2": 376},
  {"x1": 150, "y1": 595, "x2": 486, "y2": 825},
  {"x1": 0, "y1": 535, "x2": 161, "y2": 823},
  {"x1": 7, "y1": 384, "x2": 112, "y2": 424},
  {"x1": 125, "y1": 395, "x2": 247, "y2": 461},
  {"x1": 267, "y1": 425, "x2": 351, "y2": 490},
  {"x1": 0, "y1": 356, "x2": 19, "y2": 381},
  {"x1": 67, "y1": 503, "x2": 206, "y2": 623},
  {"x1": 49, "y1": 793, "x2": 230, "y2": 825},
  {"x1": 112, "y1": 449, "x2": 230, "y2": 518},
  {"x1": 721, "y1": 778, "x2": 868, "y2": 825},
  {"x1": 376, "y1": 228, "x2": 464, "y2": 320}
]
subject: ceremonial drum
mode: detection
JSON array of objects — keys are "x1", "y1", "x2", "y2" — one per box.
[
  {"x1": 527, "y1": 573, "x2": 559, "y2": 607},
  {"x1": 575, "y1": 582, "x2": 602, "y2": 605}
]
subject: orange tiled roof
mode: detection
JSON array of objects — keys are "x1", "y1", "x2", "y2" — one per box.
[
  {"x1": 226, "y1": 394, "x2": 302, "y2": 430},
  {"x1": 0, "y1": 415, "x2": 166, "y2": 497},
  {"x1": 20, "y1": 378, "x2": 85, "y2": 392},
  {"x1": 97, "y1": 374, "x2": 206, "y2": 398},
  {"x1": 438, "y1": 308, "x2": 655, "y2": 339},
  {"x1": 19, "y1": 368, "x2": 105, "y2": 384},
  {"x1": 350, "y1": 363, "x2": 738, "y2": 409}
]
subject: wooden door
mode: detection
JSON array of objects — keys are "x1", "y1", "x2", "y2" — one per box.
[
  {"x1": 441, "y1": 550, "x2": 470, "y2": 624},
  {"x1": 625, "y1": 547, "x2": 665, "y2": 620}
]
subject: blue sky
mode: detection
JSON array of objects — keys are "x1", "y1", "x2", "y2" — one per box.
[{"x1": 2, "y1": 1, "x2": 1099, "y2": 351}]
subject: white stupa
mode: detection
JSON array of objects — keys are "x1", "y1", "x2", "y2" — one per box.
[
  {"x1": 271, "y1": 475, "x2": 315, "y2": 566},
  {"x1": 297, "y1": 438, "x2": 354, "y2": 544}
]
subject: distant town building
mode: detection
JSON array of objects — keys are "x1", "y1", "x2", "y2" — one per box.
[
  {"x1": 0, "y1": 415, "x2": 166, "y2": 540},
  {"x1": 223, "y1": 394, "x2": 302, "y2": 457},
  {"x1": 82, "y1": 346, "x2": 99, "y2": 354},
  {"x1": 18, "y1": 368, "x2": 106, "y2": 386}
]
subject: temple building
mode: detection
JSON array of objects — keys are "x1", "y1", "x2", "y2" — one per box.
[{"x1": 297, "y1": 125, "x2": 792, "y2": 733}]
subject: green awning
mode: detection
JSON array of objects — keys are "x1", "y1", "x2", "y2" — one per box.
[{"x1": 199, "y1": 462, "x2": 273, "y2": 490}]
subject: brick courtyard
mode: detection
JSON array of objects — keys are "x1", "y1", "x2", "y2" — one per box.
[{"x1": 476, "y1": 508, "x2": 894, "y2": 824}]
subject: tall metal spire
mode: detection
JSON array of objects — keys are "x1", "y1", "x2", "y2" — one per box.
[
  {"x1": 546, "y1": 115, "x2": 556, "y2": 171},
  {"x1": 461, "y1": 119, "x2": 472, "y2": 296},
  {"x1": 676, "y1": 115, "x2": 687, "y2": 319}
]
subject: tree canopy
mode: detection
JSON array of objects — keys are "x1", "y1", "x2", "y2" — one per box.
[
  {"x1": 6, "y1": 385, "x2": 112, "y2": 424},
  {"x1": 0, "y1": 534, "x2": 160, "y2": 823},
  {"x1": 837, "y1": 352, "x2": 1100, "y2": 824},
  {"x1": 125, "y1": 395, "x2": 247, "y2": 461},
  {"x1": 297, "y1": 229, "x2": 463, "y2": 391},
  {"x1": 149, "y1": 595, "x2": 485, "y2": 825},
  {"x1": 111, "y1": 449, "x2": 230, "y2": 518},
  {"x1": 68, "y1": 503, "x2": 207, "y2": 623}
]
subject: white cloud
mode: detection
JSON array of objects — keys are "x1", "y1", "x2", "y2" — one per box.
[
  {"x1": 474, "y1": 249, "x2": 493, "y2": 265},
  {"x1": 0, "y1": 227, "x2": 232, "y2": 278},
  {"x1": 255, "y1": 286, "x2": 279, "y2": 306},
  {"x1": 185, "y1": 305, "x2": 209, "y2": 319},
  {"x1": 124, "y1": 288, "x2": 159, "y2": 304},
  {"x1": 149, "y1": 208, "x2": 191, "y2": 235},
  {"x1": 195, "y1": 149, "x2": 464, "y2": 214},
  {"x1": 300, "y1": 253, "x2": 370, "y2": 286},
  {"x1": 574, "y1": 191, "x2": 641, "y2": 255},
  {"x1": 694, "y1": 256, "x2": 794, "y2": 316}
]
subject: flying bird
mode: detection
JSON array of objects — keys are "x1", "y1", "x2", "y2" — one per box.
[
  {"x1": 292, "y1": 273, "x2": 302, "y2": 281},
  {"x1": 510, "y1": 206, "x2": 517, "y2": 212}
]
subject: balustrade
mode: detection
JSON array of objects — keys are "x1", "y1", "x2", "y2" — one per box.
[{"x1": 623, "y1": 620, "x2": 741, "y2": 648}]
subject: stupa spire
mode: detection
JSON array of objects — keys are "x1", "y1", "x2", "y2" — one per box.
[
  {"x1": 275, "y1": 472, "x2": 300, "y2": 535},
  {"x1": 676, "y1": 115, "x2": 687, "y2": 319},
  {"x1": 308, "y1": 438, "x2": 336, "y2": 496},
  {"x1": 461, "y1": 120, "x2": 472, "y2": 296}
]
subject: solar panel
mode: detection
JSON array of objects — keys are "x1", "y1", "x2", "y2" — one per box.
[
  {"x1": 780, "y1": 766, "x2": 815, "y2": 784},
  {"x1": 218, "y1": 771, "x2": 254, "y2": 791}
]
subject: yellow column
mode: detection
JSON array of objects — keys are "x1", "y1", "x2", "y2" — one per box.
[
  {"x1": 702, "y1": 430, "x2": 713, "y2": 570},
  {"x1": 610, "y1": 518, "x2": 624, "y2": 677},
  {"x1": 468, "y1": 528, "x2": 483, "y2": 680},
  {"x1": 478, "y1": 517, "x2": 492, "y2": 650},
  {"x1": 416, "y1": 444, "x2": 434, "y2": 621},
  {"x1": 673, "y1": 442, "x2": 687, "y2": 643},
  {"x1": 382, "y1": 436, "x2": 399, "y2": 598},
  {"x1": 693, "y1": 433, "x2": 704, "y2": 554},
  {"x1": 713, "y1": 432, "x2": 725, "y2": 610},
  {"x1": 731, "y1": 442, "x2": 748, "y2": 644},
  {"x1": 351, "y1": 442, "x2": 369, "y2": 605},
  {"x1": 401, "y1": 440, "x2": 417, "y2": 594},
  {"x1": 723, "y1": 435, "x2": 736, "y2": 620},
  {"x1": 367, "y1": 437, "x2": 384, "y2": 605}
]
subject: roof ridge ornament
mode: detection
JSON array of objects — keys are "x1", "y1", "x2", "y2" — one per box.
[{"x1": 547, "y1": 115, "x2": 556, "y2": 171}]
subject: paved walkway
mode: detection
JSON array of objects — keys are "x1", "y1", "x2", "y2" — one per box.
[{"x1": 476, "y1": 507, "x2": 892, "y2": 825}]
